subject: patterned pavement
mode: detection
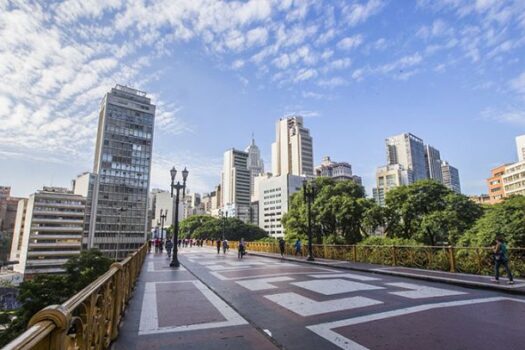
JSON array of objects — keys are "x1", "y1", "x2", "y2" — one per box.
[{"x1": 113, "y1": 247, "x2": 525, "y2": 350}]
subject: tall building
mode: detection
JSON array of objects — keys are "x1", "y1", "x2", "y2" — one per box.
[
  {"x1": 386, "y1": 133, "x2": 427, "y2": 183},
  {"x1": 271, "y1": 116, "x2": 314, "y2": 177},
  {"x1": 441, "y1": 161, "x2": 461, "y2": 193},
  {"x1": 9, "y1": 187, "x2": 85, "y2": 276},
  {"x1": 486, "y1": 164, "x2": 507, "y2": 204},
  {"x1": 372, "y1": 164, "x2": 411, "y2": 206},
  {"x1": 257, "y1": 174, "x2": 304, "y2": 238},
  {"x1": 88, "y1": 85, "x2": 155, "y2": 259},
  {"x1": 516, "y1": 135, "x2": 525, "y2": 162},
  {"x1": 221, "y1": 149, "x2": 251, "y2": 222},
  {"x1": 245, "y1": 136, "x2": 265, "y2": 199},
  {"x1": 315, "y1": 156, "x2": 362, "y2": 184},
  {"x1": 424, "y1": 145, "x2": 443, "y2": 183},
  {"x1": 0, "y1": 186, "x2": 24, "y2": 262}
]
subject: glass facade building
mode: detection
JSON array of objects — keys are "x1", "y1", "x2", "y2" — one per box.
[{"x1": 88, "y1": 85, "x2": 155, "y2": 259}]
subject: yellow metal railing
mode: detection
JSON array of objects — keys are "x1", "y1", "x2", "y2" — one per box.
[
  {"x1": 4, "y1": 243, "x2": 148, "y2": 350},
  {"x1": 224, "y1": 241, "x2": 525, "y2": 278}
]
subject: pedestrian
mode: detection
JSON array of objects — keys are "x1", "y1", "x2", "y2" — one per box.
[
  {"x1": 165, "y1": 239, "x2": 173, "y2": 258},
  {"x1": 492, "y1": 236, "x2": 514, "y2": 284},
  {"x1": 294, "y1": 239, "x2": 302, "y2": 256},
  {"x1": 279, "y1": 237, "x2": 286, "y2": 258},
  {"x1": 159, "y1": 239, "x2": 164, "y2": 254},
  {"x1": 216, "y1": 239, "x2": 221, "y2": 254},
  {"x1": 238, "y1": 238, "x2": 246, "y2": 259},
  {"x1": 148, "y1": 239, "x2": 153, "y2": 253},
  {"x1": 223, "y1": 239, "x2": 228, "y2": 254},
  {"x1": 155, "y1": 238, "x2": 160, "y2": 253}
]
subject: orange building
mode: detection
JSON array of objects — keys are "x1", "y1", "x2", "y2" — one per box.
[{"x1": 487, "y1": 164, "x2": 507, "y2": 204}]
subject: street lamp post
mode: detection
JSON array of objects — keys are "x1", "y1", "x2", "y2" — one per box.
[
  {"x1": 303, "y1": 179, "x2": 316, "y2": 261},
  {"x1": 159, "y1": 209, "x2": 167, "y2": 239},
  {"x1": 115, "y1": 207, "x2": 127, "y2": 261},
  {"x1": 170, "y1": 166, "x2": 189, "y2": 268}
]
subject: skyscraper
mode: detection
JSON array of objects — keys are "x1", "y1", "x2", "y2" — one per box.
[
  {"x1": 88, "y1": 85, "x2": 155, "y2": 258},
  {"x1": 245, "y1": 136, "x2": 265, "y2": 199},
  {"x1": 441, "y1": 161, "x2": 461, "y2": 193},
  {"x1": 424, "y1": 145, "x2": 443, "y2": 183},
  {"x1": 221, "y1": 148, "x2": 251, "y2": 222},
  {"x1": 271, "y1": 116, "x2": 314, "y2": 177},
  {"x1": 516, "y1": 135, "x2": 525, "y2": 162},
  {"x1": 315, "y1": 156, "x2": 362, "y2": 184},
  {"x1": 386, "y1": 133, "x2": 426, "y2": 182}
]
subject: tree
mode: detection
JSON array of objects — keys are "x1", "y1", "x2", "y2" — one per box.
[
  {"x1": 460, "y1": 195, "x2": 525, "y2": 247},
  {"x1": 64, "y1": 249, "x2": 112, "y2": 292},
  {"x1": 385, "y1": 180, "x2": 483, "y2": 245},
  {"x1": 282, "y1": 178, "x2": 372, "y2": 244},
  {"x1": 179, "y1": 215, "x2": 216, "y2": 238},
  {"x1": 178, "y1": 215, "x2": 268, "y2": 241}
]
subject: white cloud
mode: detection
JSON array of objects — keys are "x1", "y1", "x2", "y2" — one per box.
[
  {"x1": 232, "y1": 59, "x2": 245, "y2": 69},
  {"x1": 337, "y1": 35, "x2": 364, "y2": 50},
  {"x1": 510, "y1": 72, "x2": 525, "y2": 96},
  {"x1": 318, "y1": 77, "x2": 348, "y2": 87},
  {"x1": 343, "y1": 0, "x2": 385, "y2": 26},
  {"x1": 294, "y1": 68, "x2": 318, "y2": 82},
  {"x1": 246, "y1": 27, "x2": 269, "y2": 47},
  {"x1": 378, "y1": 53, "x2": 423, "y2": 74},
  {"x1": 482, "y1": 108, "x2": 525, "y2": 126}
]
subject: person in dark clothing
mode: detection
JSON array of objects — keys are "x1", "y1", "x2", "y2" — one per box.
[
  {"x1": 492, "y1": 236, "x2": 514, "y2": 284},
  {"x1": 216, "y1": 239, "x2": 221, "y2": 254},
  {"x1": 165, "y1": 239, "x2": 173, "y2": 258},
  {"x1": 278, "y1": 238, "x2": 286, "y2": 258}
]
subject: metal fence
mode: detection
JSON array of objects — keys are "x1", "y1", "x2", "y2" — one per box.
[
  {"x1": 242, "y1": 242, "x2": 525, "y2": 277},
  {"x1": 4, "y1": 243, "x2": 148, "y2": 350}
]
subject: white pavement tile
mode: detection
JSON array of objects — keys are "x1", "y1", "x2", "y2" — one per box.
[
  {"x1": 292, "y1": 279, "x2": 384, "y2": 295},
  {"x1": 205, "y1": 264, "x2": 253, "y2": 271},
  {"x1": 386, "y1": 282, "x2": 467, "y2": 299},
  {"x1": 264, "y1": 292, "x2": 382, "y2": 317},
  {"x1": 236, "y1": 277, "x2": 295, "y2": 291},
  {"x1": 309, "y1": 273, "x2": 380, "y2": 282}
]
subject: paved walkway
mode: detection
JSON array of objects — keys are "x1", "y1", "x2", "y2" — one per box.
[
  {"x1": 113, "y1": 246, "x2": 525, "y2": 349},
  {"x1": 247, "y1": 250, "x2": 525, "y2": 295}
]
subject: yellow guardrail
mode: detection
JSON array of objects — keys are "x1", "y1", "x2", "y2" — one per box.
[
  {"x1": 4, "y1": 243, "x2": 148, "y2": 350},
  {"x1": 207, "y1": 240, "x2": 525, "y2": 278}
]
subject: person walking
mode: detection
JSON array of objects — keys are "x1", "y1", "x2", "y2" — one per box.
[
  {"x1": 223, "y1": 239, "x2": 228, "y2": 254},
  {"x1": 492, "y1": 236, "x2": 514, "y2": 284},
  {"x1": 279, "y1": 238, "x2": 286, "y2": 258},
  {"x1": 294, "y1": 239, "x2": 302, "y2": 256},
  {"x1": 165, "y1": 239, "x2": 173, "y2": 258},
  {"x1": 238, "y1": 238, "x2": 246, "y2": 259},
  {"x1": 148, "y1": 239, "x2": 153, "y2": 253},
  {"x1": 154, "y1": 238, "x2": 160, "y2": 253},
  {"x1": 216, "y1": 239, "x2": 221, "y2": 254}
]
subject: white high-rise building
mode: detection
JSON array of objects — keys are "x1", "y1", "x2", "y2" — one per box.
[
  {"x1": 424, "y1": 145, "x2": 443, "y2": 183},
  {"x1": 10, "y1": 187, "x2": 85, "y2": 276},
  {"x1": 386, "y1": 133, "x2": 427, "y2": 183},
  {"x1": 271, "y1": 116, "x2": 314, "y2": 177},
  {"x1": 516, "y1": 135, "x2": 525, "y2": 162},
  {"x1": 245, "y1": 137, "x2": 265, "y2": 200},
  {"x1": 315, "y1": 156, "x2": 362, "y2": 184},
  {"x1": 441, "y1": 161, "x2": 461, "y2": 193},
  {"x1": 221, "y1": 149, "x2": 251, "y2": 222},
  {"x1": 373, "y1": 164, "x2": 411, "y2": 206}
]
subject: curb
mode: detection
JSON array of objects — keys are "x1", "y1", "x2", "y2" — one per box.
[{"x1": 248, "y1": 251, "x2": 525, "y2": 297}]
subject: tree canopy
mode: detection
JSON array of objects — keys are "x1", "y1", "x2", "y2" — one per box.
[{"x1": 177, "y1": 215, "x2": 268, "y2": 241}]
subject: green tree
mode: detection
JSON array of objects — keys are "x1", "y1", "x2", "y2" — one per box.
[
  {"x1": 282, "y1": 178, "x2": 372, "y2": 244},
  {"x1": 182, "y1": 216, "x2": 268, "y2": 241},
  {"x1": 64, "y1": 249, "x2": 113, "y2": 292},
  {"x1": 460, "y1": 195, "x2": 525, "y2": 247}
]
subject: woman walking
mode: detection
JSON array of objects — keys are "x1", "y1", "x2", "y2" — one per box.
[{"x1": 493, "y1": 236, "x2": 514, "y2": 285}]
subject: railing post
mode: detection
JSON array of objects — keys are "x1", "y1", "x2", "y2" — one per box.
[
  {"x1": 28, "y1": 305, "x2": 71, "y2": 350},
  {"x1": 448, "y1": 245, "x2": 456, "y2": 272},
  {"x1": 392, "y1": 245, "x2": 397, "y2": 266},
  {"x1": 352, "y1": 245, "x2": 357, "y2": 262},
  {"x1": 110, "y1": 263, "x2": 124, "y2": 341}
]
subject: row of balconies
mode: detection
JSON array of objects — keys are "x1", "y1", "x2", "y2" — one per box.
[
  {"x1": 30, "y1": 226, "x2": 83, "y2": 232},
  {"x1": 27, "y1": 250, "x2": 80, "y2": 257}
]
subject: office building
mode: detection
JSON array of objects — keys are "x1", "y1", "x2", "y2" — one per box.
[
  {"x1": 271, "y1": 116, "x2": 314, "y2": 177},
  {"x1": 257, "y1": 174, "x2": 304, "y2": 238},
  {"x1": 516, "y1": 135, "x2": 525, "y2": 162},
  {"x1": 372, "y1": 164, "x2": 411, "y2": 206},
  {"x1": 441, "y1": 161, "x2": 461, "y2": 193},
  {"x1": 469, "y1": 194, "x2": 491, "y2": 205},
  {"x1": 10, "y1": 187, "x2": 85, "y2": 276},
  {"x1": 0, "y1": 186, "x2": 24, "y2": 262},
  {"x1": 88, "y1": 85, "x2": 155, "y2": 259},
  {"x1": 315, "y1": 156, "x2": 362, "y2": 185},
  {"x1": 221, "y1": 149, "x2": 251, "y2": 222},
  {"x1": 502, "y1": 161, "x2": 525, "y2": 197},
  {"x1": 245, "y1": 137, "x2": 265, "y2": 199},
  {"x1": 486, "y1": 165, "x2": 507, "y2": 204},
  {"x1": 386, "y1": 133, "x2": 427, "y2": 183},
  {"x1": 424, "y1": 145, "x2": 443, "y2": 183}
]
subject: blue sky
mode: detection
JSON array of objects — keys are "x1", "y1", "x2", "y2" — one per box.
[{"x1": 1, "y1": 0, "x2": 525, "y2": 198}]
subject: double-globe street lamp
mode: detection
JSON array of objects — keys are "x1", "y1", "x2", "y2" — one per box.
[
  {"x1": 169, "y1": 166, "x2": 188, "y2": 267},
  {"x1": 303, "y1": 179, "x2": 316, "y2": 262},
  {"x1": 218, "y1": 209, "x2": 228, "y2": 241}
]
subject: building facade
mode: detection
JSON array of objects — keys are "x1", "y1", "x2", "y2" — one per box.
[
  {"x1": 315, "y1": 156, "x2": 362, "y2": 184},
  {"x1": 441, "y1": 161, "x2": 461, "y2": 193},
  {"x1": 516, "y1": 135, "x2": 525, "y2": 162},
  {"x1": 257, "y1": 174, "x2": 304, "y2": 238},
  {"x1": 502, "y1": 161, "x2": 525, "y2": 197},
  {"x1": 386, "y1": 133, "x2": 427, "y2": 183},
  {"x1": 424, "y1": 145, "x2": 443, "y2": 183},
  {"x1": 0, "y1": 186, "x2": 24, "y2": 263},
  {"x1": 221, "y1": 149, "x2": 251, "y2": 222},
  {"x1": 271, "y1": 116, "x2": 314, "y2": 177},
  {"x1": 486, "y1": 164, "x2": 507, "y2": 204},
  {"x1": 88, "y1": 85, "x2": 155, "y2": 259},
  {"x1": 245, "y1": 137, "x2": 265, "y2": 199},
  {"x1": 10, "y1": 187, "x2": 85, "y2": 276},
  {"x1": 372, "y1": 164, "x2": 411, "y2": 206}
]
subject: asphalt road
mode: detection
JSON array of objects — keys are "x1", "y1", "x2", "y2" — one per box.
[{"x1": 114, "y1": 247, "x2": 525, "y2": 350}]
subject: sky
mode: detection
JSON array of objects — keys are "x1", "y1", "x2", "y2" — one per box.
[{"x1": 1, "y1": 0, "x2": 525, "y2": 198}]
